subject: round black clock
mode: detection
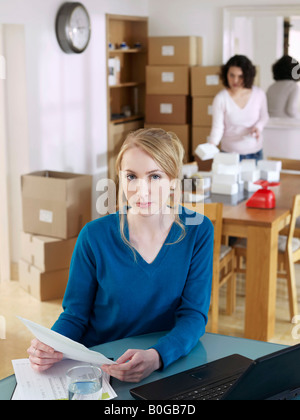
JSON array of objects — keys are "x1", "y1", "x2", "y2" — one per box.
[{"x1": 55, "y1": 2, "x2": 91, "y2": 54}]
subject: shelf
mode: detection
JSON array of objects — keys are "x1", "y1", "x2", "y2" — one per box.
[
  {"x1": 108, "y1": 48, "x2": 147, "y2": 54},
  {"x1": 110, "y1": 114, "x2": 144, "y2": 124},
  {"x1": 106, "y1": 13, "x2": 148, "y2": 179},
  {"x1": 109, "y1": 82, "x2": 145, "y2": 89}
]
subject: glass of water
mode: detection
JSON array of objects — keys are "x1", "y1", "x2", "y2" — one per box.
[{"x1": 66, "y1": 365, "x2": 103, "y2": 400}]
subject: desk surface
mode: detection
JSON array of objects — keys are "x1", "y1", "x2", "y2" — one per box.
[
  {"x1": 0, "y1": 332, "x2": 287, "y2": 400},
  {"x1": 222, "y1": 173, "x2": 299, "y2": 227}
]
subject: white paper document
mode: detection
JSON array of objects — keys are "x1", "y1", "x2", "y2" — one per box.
[
  {"x1": 12, "y1": 359, "x2": 117, "y2": 400},
  {"x1": 17, "y1": 316, "x2": 116, "y2": 366}
]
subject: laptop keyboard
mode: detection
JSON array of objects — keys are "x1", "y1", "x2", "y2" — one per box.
[{"x1": 170, "y1": 373, "x2": 241, "y2": 400}]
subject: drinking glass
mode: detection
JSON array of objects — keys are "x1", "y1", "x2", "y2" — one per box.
[{"x1": 66, "y1": 365, "x2": 102, "y2": 400}]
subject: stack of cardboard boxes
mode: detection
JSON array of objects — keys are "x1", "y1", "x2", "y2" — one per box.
[
  {"x1": 211, "y1": 152, "x2": 240, "y2": 196},
  {"x1": 191, "y1": 65, "x2": 223, "y2": 168},
  {"x1": 145, "y1": 36, "x2": 203, "y2": 162},
  {"x1": 19, "y1": 171, "x2": 92, "y2": 301}
]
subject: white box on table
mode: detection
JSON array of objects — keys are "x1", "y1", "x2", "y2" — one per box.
[
  {"x1": 212, "y1": 163, "x2": 240, "y2": 175},
  {"x1": 212, "y1": 173, "x2": 238, "y2": 184},
  {"x1": 241, "y1": 169, "x2": 261, "y2": 182},
  {"x1": 257, "y1": 160, "x2": 282, "y2": 172},
  {"x1": 260, "y1": 170, "x2": 280, "y2": 182},
  {"x1": 211, "y1": 182, "x2": 239, "y2": 195},
  {"x1": 213, "y1": 152, "x2": 240, "y2": 166}
]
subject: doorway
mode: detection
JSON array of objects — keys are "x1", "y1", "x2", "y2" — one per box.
[
  {"x1": 289, "y1": 17, "x2": 300, "y2": 64},
  {"x1": 223, "y1": 5, "x2": 300, "y2": 91}
]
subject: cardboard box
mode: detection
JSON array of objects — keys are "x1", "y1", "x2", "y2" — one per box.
[
  {"x1": 241, "y1": 169, "x2": 260, "y2": 183},
  {"x1": 212, "y1": 173, "x2": 239, "y2": 184},
  {"x1": 244, "y1": 181, "x2": 262, "y2": 192},
  {"x1": 194, "y1": 156, "x2": 214, "y2": 172},
  {"x1": 212, "y1": 162, "x2": 240, "y2": 175},
  {"x1": 257, "y1": 160, "x2": 282, "y2": 172},
  {"x1": 146, "y1": 66, "x2": 190, "y2": 95},
  {"x1": 20, "y1": 231, "x2": 77, "y2": 272},
  {"x1": 19, "y1": 259, "x2": 69, "y2": 301},
  {"x1": 195, "y1": 143, "x2": 219, "y2": 161},
  {"x1": 260, "y1": 170, "x2": 280, "y2": 182},
  {"x1": 108, "y1": 119, "x2": 144, "y2": 179},
  {"x1": 192, "y1": 126, "x2": 212, "y2": 152},
  {"x1": 192, "y1": 97, "x2": 214, "y2": 126},
  {"x1": 182, "y1": 162, "x2": 198, "y2": 178},
  {"x1": 21, "y1": 171, "x2": 92, "y2": 239},
  {"x1": 211, "y1": 182, "x2": 239, "y2": 196},
  {"x1": 191, "y1": 66, "x2": 223, "y2": 97},
  {"x1": 192, "y1": 126, "x2": 216, "y2": 171},
  {"x1": 148, "y1": 36, "x2": 202, "y2": 66},
  {"x1": 214, "y1": 152, "x2": 240, "y2": 166},
  {"x1": 144, "y1": 123, "x2": 190, "y2": 162},
  {"x1": 145, "y1": 95, "x2": 190, "y2": 125}
]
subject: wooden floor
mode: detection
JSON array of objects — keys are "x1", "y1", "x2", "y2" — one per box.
[{"x1": 1, "y1": 264, "x2": 300, "y2": 381}]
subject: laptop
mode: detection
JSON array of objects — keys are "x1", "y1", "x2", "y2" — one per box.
[{"x1": 130, "y1": 343, "x2": 300, "y2": 400}]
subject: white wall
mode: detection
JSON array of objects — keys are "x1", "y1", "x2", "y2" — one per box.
[
  {"x1": 148, "y1": 0, "x2": 300, "y2": 65},
  {"x1": 0, "y1": 0, "x2": 148, "y2": 265},
  {"x1": 290, "y1": 16, "x2": 300, "y2": 62},
  {"x1": 252, "y1": 16, "x2": 284, "y2": 91},
  {"x1": 0, "y1": 24, "x2": 10, "y2": 281},
  {"x1": 3, "y1": 24, "x2": 30, "y2": 275}
]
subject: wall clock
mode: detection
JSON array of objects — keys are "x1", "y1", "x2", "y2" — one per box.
[{"x1": 55, "y1": 2, "x2": 91, "y2": 54}]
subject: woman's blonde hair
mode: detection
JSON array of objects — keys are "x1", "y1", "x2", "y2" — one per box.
[{"x1": 115, "y1": 127, "x2": 186, "y2": 258}]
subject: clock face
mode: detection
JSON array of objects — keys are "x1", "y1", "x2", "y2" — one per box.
[{"x1": 69, "y1": 6, "x2": 91, "y2": 51}]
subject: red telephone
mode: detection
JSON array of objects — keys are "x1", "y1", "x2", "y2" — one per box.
[{"x1": 246, "y1": 180, "x2": 280, "y2": 209}]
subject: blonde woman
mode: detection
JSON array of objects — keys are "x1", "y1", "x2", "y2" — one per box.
[{"x1": 27, "y1": 128, "x2": 214, "y2": 383}]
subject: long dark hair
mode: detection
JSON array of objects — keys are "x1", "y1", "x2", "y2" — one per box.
[
  {"x1": 221, "y1": 55, "x2": 256, "y2": 89},
  {"x1": 272, "y1": 55, "x2": 300, "y2": 81}
]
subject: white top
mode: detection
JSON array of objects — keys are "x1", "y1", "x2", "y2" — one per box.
[
  {"x1": 209, "y1": 87, "x2": 269, "y2": 154},
  {"x1": 266, "y1": 80, "x2": 300, "y2": 119}
]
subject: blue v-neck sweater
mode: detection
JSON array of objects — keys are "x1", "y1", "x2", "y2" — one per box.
[{"x1": 52, "y1": 207, "x2": 214, "y2": 369}]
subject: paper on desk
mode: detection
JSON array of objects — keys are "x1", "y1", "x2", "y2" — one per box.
[
  {"x1": 12, "y1": 359, "x2": 117, "y2": 400},
  {"x1": 17, "y1": 316, "x2": 116, "y2": 366}
]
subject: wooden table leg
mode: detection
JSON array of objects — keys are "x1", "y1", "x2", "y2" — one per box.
[{"x1": 244, "y1": 225, "x2": 278, "y2": 341}]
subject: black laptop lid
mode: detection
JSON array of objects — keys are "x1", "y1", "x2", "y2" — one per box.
[
  {"x1": 223, "y1": 343, "x2": 300, "y2": 400},
  {"x1": 130, "y1": 354, "x2": 252, "y2": 400}
]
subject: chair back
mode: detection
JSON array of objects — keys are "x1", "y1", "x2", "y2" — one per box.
[
  {"x1": 183, "y1": 202, "x2": 223, "y2": 280},
  {"x1": 286, "y1": 195, "x2": 300, "y2": 251}
]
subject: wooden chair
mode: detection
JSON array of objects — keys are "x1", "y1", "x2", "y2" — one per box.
[
  {"x1": 267, "y1": 158, "x2": 300, "y2": 239},
  {"x1": 234, "y1": 194, "x2": 300, "y2": 320},
  {"x1": 184, "y1": 202, "x2": 236, "y2": 333}
]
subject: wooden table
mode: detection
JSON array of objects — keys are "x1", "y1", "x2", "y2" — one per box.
[
  {"x1": 221, "y1": 173, "x2": 300, "y2": 341},
  {"x1": 184, "y1": 172, "x2": 299, "y2": 341}
]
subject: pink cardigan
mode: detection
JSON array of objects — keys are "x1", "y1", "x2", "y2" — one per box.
[{"x1": 209, "y1": 87, "x2": 269, "y2": 154}]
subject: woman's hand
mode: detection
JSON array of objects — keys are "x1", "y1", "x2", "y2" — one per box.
[
  {"x1": 27, "y1": 338, "x2": 63, "y2": 372},
  {"x1": 101, "y1": 348, "x2": 162, "y2": 383},
  {"x1": 250, "y1": 126, "x2": 260, "y2": 140}
]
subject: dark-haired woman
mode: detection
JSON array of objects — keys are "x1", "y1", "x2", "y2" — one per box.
[
  {"x1": 267, "y1": 55, "x2": 300, "y2": 118},
  {"x1": 208, "y1": 55, "x2": 269, "y2": 162}
]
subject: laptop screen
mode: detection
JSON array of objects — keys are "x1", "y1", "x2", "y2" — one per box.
[{"x1": 223, "y1": 343, "x2": 300, "y2": 400}]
